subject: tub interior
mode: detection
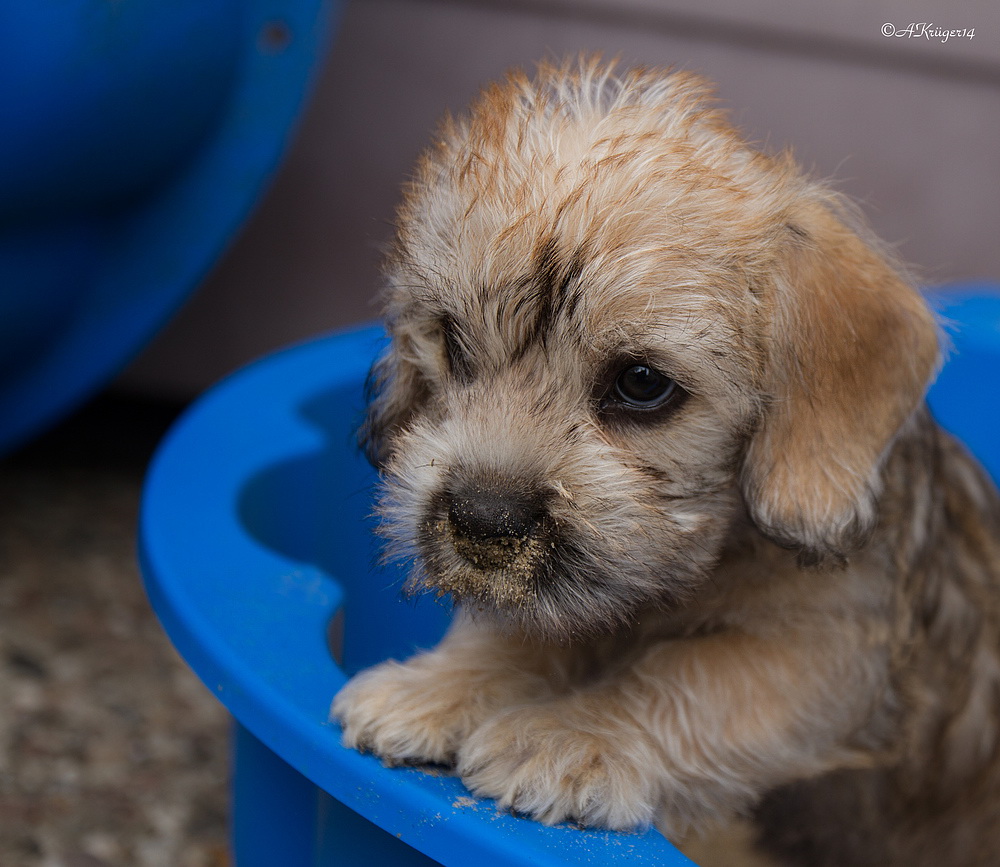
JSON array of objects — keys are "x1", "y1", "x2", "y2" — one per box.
[{"x1": 237, "y1": 378, "x2": 451, "y2": 676}]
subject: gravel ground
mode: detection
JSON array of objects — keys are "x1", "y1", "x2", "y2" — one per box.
[{"x1": 0, "y1": 398, "x2": 230, "y2": 867}]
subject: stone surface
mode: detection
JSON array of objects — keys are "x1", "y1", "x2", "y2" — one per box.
[{"x1": 0, "y1": 398, "x2": 229, "y2": 867}]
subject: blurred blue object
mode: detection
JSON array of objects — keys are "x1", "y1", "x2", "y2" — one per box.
[
  {"x1": 0, "y1": 0, "x2": 337, "y2": 454},
  {"x1": 926, "y1": 283, "x2": 1000, "y2": 484},
  {"x1": 138, "y1": 283, "x2": 999, "y2": 865}
]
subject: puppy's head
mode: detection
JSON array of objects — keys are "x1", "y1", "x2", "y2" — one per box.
[{"x1": 362, "y1": 59, "x2": 939, "y2": 641}]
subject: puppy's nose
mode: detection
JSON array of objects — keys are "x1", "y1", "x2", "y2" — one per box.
[{"x1": 447, "y1": 482, "x2": 543, "y2": 542}]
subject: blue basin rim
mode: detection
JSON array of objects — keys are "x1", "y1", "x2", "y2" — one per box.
[{"x1": 139, "y1": 284, "x2": 999, "y2": 866}]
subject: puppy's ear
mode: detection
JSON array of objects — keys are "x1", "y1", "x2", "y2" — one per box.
[
  {"x1": 741, "y1": 195, "x2": 939, "y2": 563},
  {"x1": 359, "y1": 331, "x2": 429, "y2": 469}
]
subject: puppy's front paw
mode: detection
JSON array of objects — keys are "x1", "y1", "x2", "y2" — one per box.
[
  {"x1": 332, "y1": 659, "x2": 466, "y2": 766},
  {"x1": 332, "y1": 654, "x2": 547, "y2": 767},
  {"x1": 457, "y1": 700, "x2": 662, "y2": 830}
]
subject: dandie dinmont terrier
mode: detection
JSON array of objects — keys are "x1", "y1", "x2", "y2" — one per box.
[{"x1": 332, "y1": 58, "x2": 1000, "y2": 866}]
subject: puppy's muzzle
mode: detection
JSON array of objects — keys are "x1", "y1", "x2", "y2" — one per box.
[{"x1": 446, "y1": 481, "x2": 545, "y2": 569}]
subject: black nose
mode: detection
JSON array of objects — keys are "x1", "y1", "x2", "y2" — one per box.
[{"x1": 447, "y1": 482, "x2": 544, "y2": 542}]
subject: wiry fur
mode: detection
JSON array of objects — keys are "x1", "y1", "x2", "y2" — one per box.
[{"x1": 333, "y1": 58, "x2": 1000, "y2": 865}]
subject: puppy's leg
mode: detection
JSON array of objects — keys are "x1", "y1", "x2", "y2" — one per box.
[
  {"x1": 332, "y1": 610, "x2": 561, "y2": 766},
  {"x1": 457, "y1": 626, "x2": 881, "y2": 833}
]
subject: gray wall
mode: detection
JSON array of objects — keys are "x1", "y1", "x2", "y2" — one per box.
[{"x1": 121, "y1": 0, "x2": 1000, "y2": 398}]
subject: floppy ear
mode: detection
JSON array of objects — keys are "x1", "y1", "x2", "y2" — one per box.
[
  {"x1": 358, "y1": 330, "x2": 430, "y2": 469},
  {"x1": 741, "y1": 196, "x2": 940, "y2": 563}
]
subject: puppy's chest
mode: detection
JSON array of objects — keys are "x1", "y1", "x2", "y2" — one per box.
[{"x1": 555, "y1": 603, "x2": 751, "y2": 687}]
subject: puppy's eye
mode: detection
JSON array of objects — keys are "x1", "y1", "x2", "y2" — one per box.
[{"x1": 613, "y1": 364, "x2": 677, "y2": 409}]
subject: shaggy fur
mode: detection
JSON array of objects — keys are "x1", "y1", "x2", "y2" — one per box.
[{"x1": 332, "y1": 58, "x2": 1000, "y2": 866}]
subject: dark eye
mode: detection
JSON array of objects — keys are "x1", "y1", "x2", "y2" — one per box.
[{"x1": 613, "y1": 364, "x2": 677, "y2": 409}]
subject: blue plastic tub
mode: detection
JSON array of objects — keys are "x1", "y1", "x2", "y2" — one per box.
[{"x1": 139, "y1": 284, "x2": 1000, "y2": 866}]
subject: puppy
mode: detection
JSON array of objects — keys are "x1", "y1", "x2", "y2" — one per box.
[{"x1": 332, "y1": 58, "x2": 1000, "y2": 866}]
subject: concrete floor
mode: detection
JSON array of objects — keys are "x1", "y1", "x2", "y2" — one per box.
[{"x1": 0, "y1": 398, "x2": 230, "y2": 867}]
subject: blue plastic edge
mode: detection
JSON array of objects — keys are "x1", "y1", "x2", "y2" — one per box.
[{"x1": 140, "y1": 282, "x2": 1000, "y2": 866}]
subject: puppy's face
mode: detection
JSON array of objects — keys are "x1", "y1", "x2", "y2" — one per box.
[{"x1": 363, "y1": 61, "x2": 939, "y2": 642}]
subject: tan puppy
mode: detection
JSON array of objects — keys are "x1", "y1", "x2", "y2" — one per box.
[{"x1": 332, "y1": 58, "x2": 1000, "y2": 866}]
